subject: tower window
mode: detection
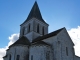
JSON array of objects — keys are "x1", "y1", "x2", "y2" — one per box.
[
  {"x1": 42, "y1": 27, "x2": 44, "y2": 35},
  {"x1": 9, "y1": 54, "x2": 11, "y2": 60},
  {"x1": 37, "y1": 24, "x2": 39, "y2": 33},
  {"x1": 25, "y1": 28, "x2": 27, "y2": 34},
  {"x1": 23, "y1": 27, "x2": 25, "y2": 35},
  {"x1": 31, "y1": 55, "x2": 33, "y2": 60},
  {"x1": 28, "y1": 24, "x2": 30, "y2": 32},
  {"x1": 16, "y1": 55, "x2": 20, "y2": 60},
  {"x1": 66, "y1": 47, "x2": 68, "y2": 56}
]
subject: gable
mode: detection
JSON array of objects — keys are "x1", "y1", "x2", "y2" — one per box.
[{"x1": 57, "y1": 28, "x2": 74, "y2": 46}]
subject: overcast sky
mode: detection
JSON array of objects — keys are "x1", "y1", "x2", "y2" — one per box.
[{"x1": 0, "y1": 0, "x2": 80, "y2": 60}]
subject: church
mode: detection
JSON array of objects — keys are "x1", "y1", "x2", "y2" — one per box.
[{"x1": 3, "y1": 1, "x2": 80, "y2": 60}]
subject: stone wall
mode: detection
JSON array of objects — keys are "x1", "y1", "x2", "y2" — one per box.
[
  {"x1": 4, "y1": 45, "x2": 29, "y2": 60},
  {"x1": 29, "y1": 44, "x2": 53, "y2": 60},
  {"x1": 74, "y1": 56, "x2": 80, "y2": 60},
  {"x1": 57, "y1": 28, "x2": 74, "y2": 60}
]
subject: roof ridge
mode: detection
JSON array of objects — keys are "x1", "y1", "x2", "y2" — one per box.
[
  {"x1": 31, "y1": 41, "x2": 50, "y2": 46},
  {"x1": 32, "y1": 27, "x2": 65, "y2": 42},
  {"x1": 9, "y1": 36, "x2": 30, "y2": 48}
]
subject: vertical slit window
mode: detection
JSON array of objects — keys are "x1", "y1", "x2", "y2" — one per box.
[
  {"x1": 9, "y1": 54, "x2": 11, "y2": 60},
  {"x1": 23, "y1": 27, "x2": 25, "y2": 35},
  {"x1": 37, "y1": 24, "x2": 39, "y2": 33},
  {"x1": 16, "y1": 55, "x2": 20, "y2": 60},
  {"x1": 28, "y1": 24, "x2": 30, "y2": 32},
  {"x1": 42, "y1": 27, "x2": 44, "y2": 35},
  {"x1": 66, "y1": 47, "x2": 68, "y2": 56},
  {"x1": 31, "y1": 55, "x2": 33, "y2": 60}
]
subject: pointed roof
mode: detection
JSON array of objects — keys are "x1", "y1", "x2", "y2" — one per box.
[
  {"x1": 9, "y1": 36, "x2": 30, "y2": 48},
  {"x1": 32, "y1": 27, "x2": 65, "y2": 42},
  {"x1": 21, "y1": 1, "x2": 47, "y2": 25}
]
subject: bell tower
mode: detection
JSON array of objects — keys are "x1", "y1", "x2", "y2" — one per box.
[{"x1": 19, "y1": 1, "x2": 49, "y2": 42}]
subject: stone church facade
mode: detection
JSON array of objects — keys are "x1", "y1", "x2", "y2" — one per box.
[{"x1": 3, "y1": 1, "x2": 80, "y2": 60}]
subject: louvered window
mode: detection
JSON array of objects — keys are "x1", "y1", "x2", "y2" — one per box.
[
  {"x1": 37, "y1": 24, "x2": 39, "y2": 33},
  {"x1": 42, "y1": 27, "x2": 44, "y2": 35},
  {"x1": 28, "y1": 24, "x2": 30, "y2": 32}
]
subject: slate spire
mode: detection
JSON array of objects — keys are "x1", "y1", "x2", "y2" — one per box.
[
  {"x1": 27, "y1": 1, "x2": 42, "y2": 20},
  {"x1": 22, "y1": 1, "x2": 47, "y2": 25}
]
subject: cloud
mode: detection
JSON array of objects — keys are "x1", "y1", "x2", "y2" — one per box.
[
  {"x1": 8, "y1": 33, "x2": 19, "y2": 46},
  {"x1": 68, "y1": 26, "x2": 80, "y2": 57},
  {"x1": 0, "y1": 33, "x2": 19, "y2": 60},
  {"x1": 0, "y1": 48, "x2": 6, "y2": 60}
]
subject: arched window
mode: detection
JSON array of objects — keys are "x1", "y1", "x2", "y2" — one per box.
[
  {"x1": 42, "y1": 27, "x2": 44, "y2": 35},
  {"x1": 37, "y1": 24, "x2": 39, "y2": 33},
  {"x1": 28, "y1": 24, "x2": 30, "y2": 32},
  {"x1": 16, "y1": 55, "x2": 20, "y2": 60},
  {"x1": 9, "y1": 54, "x2": 11, "y2": 60}
]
